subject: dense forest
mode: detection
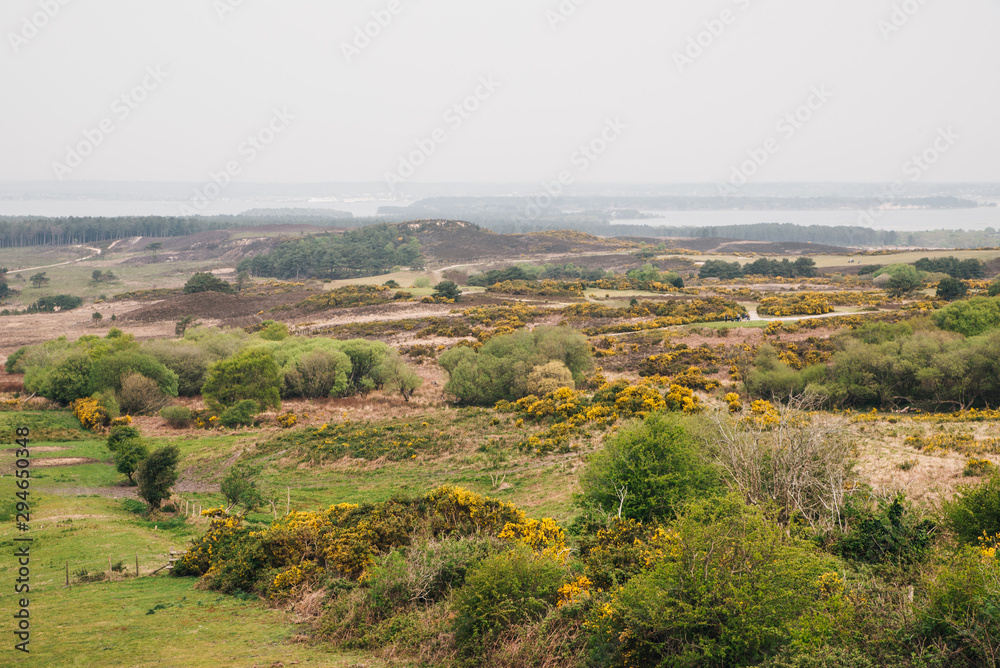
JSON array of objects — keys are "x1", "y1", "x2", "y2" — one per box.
[
  {"x1": 0, "y1": 213, "x2": 367, "y2": 248},
  {"x1": 236, "y1": 224, "x2": 424, "y2": 279}
]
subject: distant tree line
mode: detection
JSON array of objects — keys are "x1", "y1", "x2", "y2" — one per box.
[
  {"x1": 467, "y1": 263, "x2": 607, "y2": 287},
  {"x1": 913, "y1": 256, "x2": 985, "y2": 279},
  {"x1": 699, "y1": 257, "x2": 818, "y2": 280},
  {"x1": 237, "y1": 224, "x2": 423, "y2": 280},
  {"x1": 0, "y1": 214, "x2": 381, "y2": 248}
]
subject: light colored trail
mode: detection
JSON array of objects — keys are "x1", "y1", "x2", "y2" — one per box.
[{"x1": 5, "y1": 245, "x2": 101, "y2": 274}]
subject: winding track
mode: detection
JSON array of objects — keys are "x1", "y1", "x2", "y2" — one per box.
[{"x1": 6, "y1": 245, "x2": 101, "y2": 274}]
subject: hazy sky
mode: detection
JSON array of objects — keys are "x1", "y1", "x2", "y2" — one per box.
[{"x1": 2, "y1": 0, "x2": 998, "y2": 187}]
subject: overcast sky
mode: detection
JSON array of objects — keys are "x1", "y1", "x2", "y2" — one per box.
[{"x1": 2, "y1": 0, "x2": 998, "y2": 186}]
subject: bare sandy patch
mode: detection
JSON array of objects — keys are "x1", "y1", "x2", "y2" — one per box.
[{"x1": 32, "y1": 457, "x2": 99, "y2": 467}]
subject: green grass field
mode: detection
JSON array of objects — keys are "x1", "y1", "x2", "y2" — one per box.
[
  {"x1": 0, "y1": 403, "x2": 584, "y2": 666},
  {"x1": 0, "y1": 411, "x2": 389, "y2": 667}
]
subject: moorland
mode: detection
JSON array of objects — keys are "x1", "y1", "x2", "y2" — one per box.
[{"x1": 2, "y1": 216, "x2": 1000, "y2": 668}]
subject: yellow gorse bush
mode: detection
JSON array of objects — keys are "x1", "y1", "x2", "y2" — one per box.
[
  {"x1": 557, "y1": 575, "x2": 593, "y2": 608},
  {"x1": 71, "y1": 396, "x2": 111, "y2": 431},
  {"x1": 175, "y1": 486, "x2": 567, "y2": 595},
  {"x1": 757, "y1": 294, "x2": 834, "y2": 317}
]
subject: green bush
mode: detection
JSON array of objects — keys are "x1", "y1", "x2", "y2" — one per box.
[
  {"x1": 432, "y1": 280, "x2": 462, "y2": 301},
  {"x1": 258, "y1": 320, "x2": 290, "y2": 341},
  {"x1": 936, "y1": 277, "x2": 969, "y2": 301},
  {"x1": 364, "y1": 538, "x2": 501, "y2": 621},
  {"x1": 136, "y1": 445, "x2": 180, "y2": 509},
  {"x1": 280, "y1": 346, "x2": 351, "y2": 398},
  {"x1": 142, "y1": 341, "x2": 216, "y2": 396},
  {"x1": 760, "y1": 647, "x2": 876, "y2": 668},
  {"x1": 919, "y1": 544, "x2": 1000, "y2": 666},
  {"x1": 593, "y1": 495, "x2": 842, "y2": 668},
  {"x1": 218, "y1": 400, "x2": 259, "y2": 429},
  {"x1": 943, "y1": 473, "x2": 1000, "y2": 545},
  {"x1": 453, "y1": 548, "x2": 565, "y2": 651},
  {"x1": 440, "y1": 326, "x2": 593, "y2": 405},
  {"x1": 160, "y1": 405, "x2": 193, "y2": 429},
  {"x1": 831, "y1": 494, "x2": 935, "y2": 567},
  {"x1": 107, "y1": 425, "x2": 141, "y2": 452},
  {"x1": 183, "y1": 272, "x2": 235, "y2": 295},
  {"x1": 37, "y1": 353, "x2": 91, "y2": 404},
  {"x1": 375, "y1": 351, "x2": 423, "y2": 401},
  {"x1": 115, "y1": 438, "x2": 149, "y2": 485},
  {"x1": 93, "y1": 389, "x2": 120, "y2": 420},
  {"x1": 220, "y1": 462, "x2": 266, "y2": 514},
  {"x1": 89, "y1": 350, "x2": 179, "y2": 398},
  {"x1": 932, "y1": 296, "x2": 1000, "y2": 337},
  {"x1": 29, "y1": 294, "x2": 82, "y2": 312},
  {"x1": 874, "y1": 264, "x2": 925, "y2": 297},
  {"x1": 202, "y1": 349, "x2": 281, "y2": 411},
  {"x1": 748, "y1": 344, "x2": 806, "y2": 401},
  {"x1": 577, "y1": 411, "x2": 721, "y2": 523}
]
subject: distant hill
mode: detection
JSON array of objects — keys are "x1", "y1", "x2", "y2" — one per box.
[{"x1": 239, "y1": 207, "x2": 353, "y2": 218}]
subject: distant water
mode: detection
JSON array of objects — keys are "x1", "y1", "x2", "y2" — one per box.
[
  {"x1": 615, "y1": 208, "x2": 1000, "y2": 232},
  {"x1": 1, "y1": 200, "x2": 999, "y2": 233},
  {"x1": 0, "y1": 199, "x2": 404, "y2": 218}
]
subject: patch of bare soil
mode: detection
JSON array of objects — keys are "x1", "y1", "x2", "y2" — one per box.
[
  {"x1": 49, "y1": 486, "x2": 138, "y2": 498},
  {"x1": 33, "y1": 457, "x2": 99, "y2": 467},
  {"x1": 3, "y1": 446, "x2": 67, "y2": 453}
]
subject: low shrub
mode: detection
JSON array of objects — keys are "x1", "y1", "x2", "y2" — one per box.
[
  {"x1": 118, "y1": 372, "x2": 170, "y2": 415},
  {"x1": 218, "y1": 400, "x2": 259, "y2": 429},
  {"x1": 160, "y1": 405, "x2": 193, "y2": 429},
  {"x1": 453, "y1": 547, "x2": 566, "y2": 652},
  {"x1": 943, "y1": 473, "x2": 1000, "y2": 545}
]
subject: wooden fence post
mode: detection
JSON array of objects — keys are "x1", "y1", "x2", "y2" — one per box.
[
  {"x1": 108, "y1": 556, "x2": 113, "y2": 582},
  {"x1": 65, "y1": 562, "x2": 69, "y2": 587},
  {"x1": 135, "y1": 553, "x2": 140, "y2": 578}
]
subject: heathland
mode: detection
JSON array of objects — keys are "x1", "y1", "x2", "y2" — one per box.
[{"x1": 1, "y1": 217, "x2": 999, "y2": 668}]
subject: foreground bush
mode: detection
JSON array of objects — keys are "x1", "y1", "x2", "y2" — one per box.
[
  {"x1": 944, "y1": 473, "x2": 1000, "y2": 545},
  {"x1": 453, "y1": 548, "x2": 566, "y2": 652},
  {"x1": 174, "y1": 486, "x2": 566, "y2": 595},
  {"x1": 590, "y1": 495, "x2": 843, "y2": 668},
  {"x1": 577, "y1": 411, "x2": 721, "y2": 523}
]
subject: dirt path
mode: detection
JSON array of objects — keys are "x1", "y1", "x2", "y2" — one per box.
[{"x1": 6, "y1": 245, "x2": 101, "y2": 274}]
